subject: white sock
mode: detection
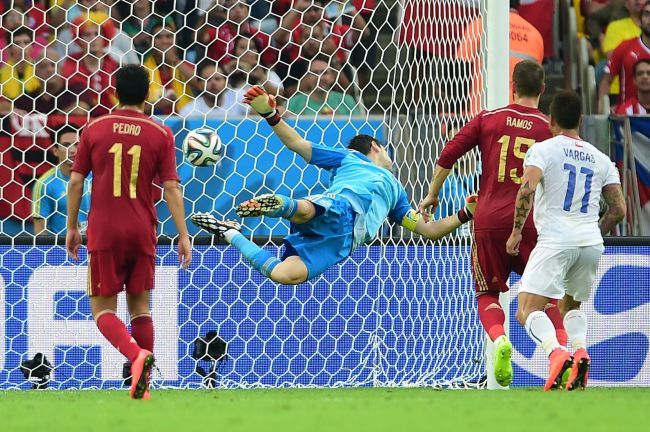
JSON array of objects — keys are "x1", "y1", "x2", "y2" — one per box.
[
  {"x1": 525, "y1": 311, "x2": 561, "y2": 356},
  {"x1": 563, "y1": 309, "x2": 587, "y2": 351},
  {"x1": 223, "y1": 229, "x2": 240, "y2": 243}
]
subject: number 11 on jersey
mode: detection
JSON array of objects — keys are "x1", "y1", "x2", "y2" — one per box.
[
  {"x1": 109, "y1": 143, "x2": 142, "y2": 198},
  {"x1": 563, "y1": 163, "x2": 593, "y2": 213}
]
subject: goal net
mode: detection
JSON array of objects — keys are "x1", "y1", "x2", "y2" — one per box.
[{"x1": 0, "y1": 0, "x2": 488, "y2": 389}]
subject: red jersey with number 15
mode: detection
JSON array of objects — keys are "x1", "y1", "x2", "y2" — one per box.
[
  {"x1": 437, "y1": 104, "x2": 552, "y2": 231},
  {"x1": 72, "y1": 109, "x2": 179, "y2": 255}
]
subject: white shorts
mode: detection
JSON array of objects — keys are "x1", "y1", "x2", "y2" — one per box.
[{"x1": 519, "y1": 245, "x2": 604, "y2": 302}]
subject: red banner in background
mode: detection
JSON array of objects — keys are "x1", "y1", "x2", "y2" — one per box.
[{"x1": 518, "y1": 0, "x2": 555, "y2": 59}]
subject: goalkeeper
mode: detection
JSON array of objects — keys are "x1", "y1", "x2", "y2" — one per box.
[{"x1": 191, "y1": 86, "x2": 477, "y2": 284}]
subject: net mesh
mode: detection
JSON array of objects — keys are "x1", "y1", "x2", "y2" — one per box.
[{"x1": 0, "y1": 0, "x2": 488, "y2": 389}]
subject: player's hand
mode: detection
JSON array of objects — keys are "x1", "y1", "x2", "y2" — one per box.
[
  {"x1": 418, "y1": 194, "x2": 440, "y2": 223},
  {"x1": 177, "y1": 235, "x2": 192, "y2": 269},
  {"x1": 66, "y1": 227, "x2": 82, "y2": 261},
  {"x1": 506, "y1": 231, "x2": 522, "y2": 256},
  {"x1": 464, "y1": 194, "x2": 478, "y2": 218},
  {"x1": 243, "y1": 85, "x2": 277, "y2": 117}
]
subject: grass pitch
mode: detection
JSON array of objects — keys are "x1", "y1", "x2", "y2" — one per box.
[{"x1": 0, "y1": 387, "x2": 647, "y2": 432}]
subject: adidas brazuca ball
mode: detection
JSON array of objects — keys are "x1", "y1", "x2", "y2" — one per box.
[{"x1": 182, "y1": 128, "x2": 223, "y2": 167}]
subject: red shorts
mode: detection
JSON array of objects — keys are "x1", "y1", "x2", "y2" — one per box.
[
  {"x1": 87, "y1": 251, "x2": 155, "y2": 297},
  {"x1": 471, "y1": 229, "x2": 536, "y2": 293}
]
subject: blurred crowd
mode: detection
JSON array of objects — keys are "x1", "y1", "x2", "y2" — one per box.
[{"x1": 0, "y1": 0, "x2": 376, "y2": 120}]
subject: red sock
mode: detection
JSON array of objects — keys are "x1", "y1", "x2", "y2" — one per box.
[
  {"x1": 476, "y1": 293, "x2": 506, "y2": 342},
  {"x1": 96, "y1": 312, "x2": 141, "y2": 363},
  {"x1": 545, "y1": 300, "x2": 568, "y2": 346},
  {"x1": 131, "y1": 315, "x2": 154, "y2": 352}
]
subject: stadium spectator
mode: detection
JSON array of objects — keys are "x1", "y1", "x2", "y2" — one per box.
[
  {"x1": 598, "y1": 0, "x2": 646, "y2": 101},
  {"x1": 275, "y1": 0, "x2": 366, "y2": 91},
  {"x1": 456, "y1": 0, "x2": 544, "y2": 115},
  {"x1": 582, "y1": 0, "x2": 627, "y2": 59},
  {"x1": 143, "y1": 20, "x2": 198, "y2": 116},
  {"x1": 0, "y1": 1, "x2": 50, "y2": 57},
  {"x1": 229, "y1": 35, "x2": 283, "y2": 97},
  {"x1": 54, "y1": 9, "x2": 139, "y2": 66},
  {"x1": 179, "y1": 61, "x2": 232, "y2": 118},
  {"x1": 119, "y1": 0, "x2": 163, "y2": 55},
  {"x1": 14, "y1": 47, "x2": 92, "y2": 115},
  {"x1": 599, "y1": 1, "x2": 650, "y2": 112},
  {"x1": 61, "y1": 13, "x2": 119, "y2": 116},
  {"x1": 32, "y1": 125, "x2": 91, "y2": 236},
  {"x1": 0, "y1": 27, "x2": 39, "y2": 102},
  {"x1": 615, "y1": 58, "x2": 650, "y2": 114},
  {"x1": 287, "y1": 56, "x2": 361, "y2": 117},
  {"x1": 199, "y1": 0, "x2": 276, "y2": 66}
]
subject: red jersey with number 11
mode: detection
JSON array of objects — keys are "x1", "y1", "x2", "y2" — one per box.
[
  {"x1": 72, "y1": 109, "x2": 179, "y2": 255},
  {"x1": 437, "y1": 104, "x2": 552, "y2": 231}
]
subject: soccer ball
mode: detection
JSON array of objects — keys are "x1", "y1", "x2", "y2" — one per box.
[{"x1": 182, "y1": 128, "x2": 223, "y2": 167}]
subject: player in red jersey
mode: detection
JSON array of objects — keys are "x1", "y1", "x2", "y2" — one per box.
[
  {"x1": 419, "y1": 60, "x2": 566, "y2": 388},
  {"x1": 66, "y1": 65, "x2": 191, "y2": 399}
]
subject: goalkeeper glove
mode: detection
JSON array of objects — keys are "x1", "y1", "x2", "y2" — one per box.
[{"x1": 243, "y1": 86, "x2": 282, "y2": 125}]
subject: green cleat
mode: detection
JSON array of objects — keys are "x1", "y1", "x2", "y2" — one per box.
[{"x1": 494, "y1": 336, "x2": 513, "y2": 387}]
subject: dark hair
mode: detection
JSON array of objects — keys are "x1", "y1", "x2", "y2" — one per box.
[
  {"x1": 347, "y1": 134, "x2": 379, "y2": 155},
  {"x1": 196, "y1": 59, "x2": 221, "y2": 77},
  {"x1": 550, "y1": 90, "x2": 582, "y2": 130},
  {"x1": 510, "y1": 0, "x2": 520, "y2": 9},
  {"x1": 115, "y1": 65, "x2": 150, "y2": 105},
  {"x1": 7, "y1": 26, "x2": 33, "y2": 44},
  {"x1": 634, "y1": 58, "x2": 650, "y2": 75},
  {"x1": 232, "y1": 34, "x2": 263, "y2": 55},
  {"x1": 513, "y1": 60, "x2": 545, "y2": 97},
  {"x1": 150, "y1": 17, "x2": 176, "y2": 36},
  {"x1": 51, "y1": 124, "x2": 81, "y2": 145}
]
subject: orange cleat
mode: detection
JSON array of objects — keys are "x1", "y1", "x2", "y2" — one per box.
[
  {"x1": 566, "y1": 348, "x2": 590, "y2": 391},
  {"x1": 544, "y1": 348, "x2": 572, "y2": 391},
  {"x1": 130, "y1": 349, "x2": 155, "y2": 399}
]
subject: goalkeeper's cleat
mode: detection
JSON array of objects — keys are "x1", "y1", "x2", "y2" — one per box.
[
  {"x1": 493, "y1": 336, "x2": 513, "y2": 387},
  {"x1": 142, "y1": 390, "x2": 151, "y2": 401},
  {"x1": 130, "y1": 349, "x2": 154, "y2": 400},
  {"x1": 544, "y1": 348, "x2": 573, "y2": 391},
  {"x1": 191, "y1": 213, "x2": 241, "y2": 238},
  {"x1": 465, "y1": 194, "x2": 478, "y2": 218},
  {"x1": 236, "y1": 194, "x2": 283, "y2": 218},
  {"x1": 566, "y1": 348, "x2": 590, "y2": 391},
  {"x1": 560, "y1": 366, "x2": 572, "y2": 388}
]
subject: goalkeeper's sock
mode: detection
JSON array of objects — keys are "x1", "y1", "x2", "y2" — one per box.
[
  {"x1": 476, "y1": 293, "x2": 506, "y2": 341},
  {"x1": 267, "y1": 195, "x2": 299, "y2": 219},
  {"x1": 544, "y1": 299, "x2": 568, "y2": 346},
  {"x1": 96, "y1": 311, "x2": 141, "y2": 363},
  {"x1": 131, "y1": 314, "x2": 154, "y2": 352},
  {"x1": 525, "y1": 311, "x2": 562, "y2": 356},
  {"x1": 229, "y1": 232, "x2": 280, "y2": 278},
  {"x1": 563, "y1": 309, "x2": 587, "y2": 351}
]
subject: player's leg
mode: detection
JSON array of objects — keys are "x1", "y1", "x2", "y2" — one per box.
[
  {"x1": 89, "y1": 252, "x2": 143, "y2": 365},
  {"x1": 560, "y1": 245, "x2": 603, "y2": 390},
  {"x1": 191, "y1": 215, "x2": 285, "y2": 281},
  {"x1": 236, "y1": 194, "x2": 317, "y2": 224},
  {"x1": 517, "y1": 246, "x2": 574, "y2": 391},
  {"x1": 472, "y1": 231, "x2": 513, "y2": 386},
  {"x1": 125, "y1": 253, "x2": 157, "y2": 399},
  {"x1": 514, "y1": 232, "x2": 568, "y2": 347}
]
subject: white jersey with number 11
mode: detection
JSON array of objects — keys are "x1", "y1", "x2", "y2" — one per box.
[{"x1": 523, "y1": 134, "x2": 620, "y2": 248}]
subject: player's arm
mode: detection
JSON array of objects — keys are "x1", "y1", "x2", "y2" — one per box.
[
  {"x1": 163, "y1": 180, "x2": 192, "y2": 268},
  {"x1": 506, "y1": 166, "x2": 542, "y2": 255},
  {"x1": 244, "y1": 86, "x2": 312, "y2": 161},
  {"x1": 599, "y1": 183, "x2": 626, "y2": 235},
  {"x1": 419, "y1": 115, "x2": 480, "y2": 220},
  {"x1": 405, "y1": 196, "x2": 477, "y2": 240},
  {"x1": 66, "y1": 171, "x2": 85, "y2": 260},
  {"x1": 33, "y1": 218, "x2": 45, "y2": 236}
]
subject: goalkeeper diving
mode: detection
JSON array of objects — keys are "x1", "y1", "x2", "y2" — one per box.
[{"x1": 191, "y1": 86, "x2": 477, "y2": 284}]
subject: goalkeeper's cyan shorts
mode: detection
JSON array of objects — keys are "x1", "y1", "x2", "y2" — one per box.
[{"x1": 282, "y1": 194, "x2": 356, "y2": 280}]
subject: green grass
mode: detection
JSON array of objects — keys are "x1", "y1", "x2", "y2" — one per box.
[{"x1": 1, "y1": 387, "x2": 648, "y2": 432}]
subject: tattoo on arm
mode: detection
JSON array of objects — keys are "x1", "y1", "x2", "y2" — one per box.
[
  {"x1": 599, "y1": 184, "x2": 626, "y2": 234},
  {"x1": 513, "y1": 181, "x2": 535, "y2": 231}
]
